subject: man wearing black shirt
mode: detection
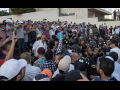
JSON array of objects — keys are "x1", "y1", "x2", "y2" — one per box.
[
  {"x1": 68, "y1": 27, "x2": 72, "y2": 39},
  {"x1": 28, "y1": 24, "x2": 37, "y2": 50},
  {"x1": 85, "y1": 50, "x2": 97, "y2": 80},
  {"x1": 62, "y1": 32, "x2": 69, "y2": 45}
]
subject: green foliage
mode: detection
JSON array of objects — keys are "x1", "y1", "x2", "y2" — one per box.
[
  {"x1": 99, "y1": 19, "x2": 114, "y2": 21},
  {"x1": 10, "y1": 8, "x2": 36, "y2": 15},
  {"x1": 0, "y1": 10, "x2": 12, "y2": 16}
]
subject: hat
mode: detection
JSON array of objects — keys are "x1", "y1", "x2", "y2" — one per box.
[
  {"x1": 58, "y1": 55, "x2": 71, "y2": 73},
  {"x1": 51, "y1": 26, "x2": 55, "y2": 28},
  {"x1": 18, "y1": 21, "x2": 23, "y2": 24},
  {"x1": 41, "y1": 69, "x2": 52, "y2": 80},
  {"x1": 64, "y1": 69, "x2": 88, "y2": 81},
  {"x1": 5, "y1": 19, "x2": 13, "y2": 23},
  {"x1": 71, "y1": 44, "x2": 79, "y2": 50},
  {"x1": 33, "y1": 73, "x2": 50, "y2": 81},
  {"x1": 74, "y1": 57, "x2": 89, "y2": 71},
  {"x1": 0, "y1": 59, "x2": 27, "y2": 80},
  {"x1": 37, "y1": 47, "x2": 45, "y2": 54},
  {"x1": 98, "y1": 39, "x2": 103, "y2": 43},
  {"x1": 105, "y1": 56, "x2": 114, "y2": 62},
  {"x1": 89, "y1": 41, "x2": 96, "y2": 46},
  {"x1": 37, "y1": 34, "x2": 41, "y2": 38}
]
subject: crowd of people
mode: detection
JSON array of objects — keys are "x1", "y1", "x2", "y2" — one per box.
[{"x1": 0, "y1": 18, "x2": 120, "y2": 81}]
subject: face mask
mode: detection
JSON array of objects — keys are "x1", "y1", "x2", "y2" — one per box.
[
  {"x1": 99, "y1": 44, "x2": 102, "y2": 46},
  {"x1": 1, "y1": 28, "x2": 5, "y2": 30},
  {"x1": 53, "y1": 28, "x2": 56, "y2": 31},
  {"x1": 90, "y1": 46, "x2": 93, "y2": 49},
  {"x1": 72, "y1": 35, "x2": 75, "y2": 37}
]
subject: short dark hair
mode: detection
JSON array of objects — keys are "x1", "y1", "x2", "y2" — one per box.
[
  {"x1": 56, "y1": 53, "x2": 66, "y2": 61},
  {"x1": 111, "y1": 39, "x2": 118, "y2": 46},
  {"x1": 49, "y1": 41, "x2": 55, "y2": 49},
  {"x1": 20, "y1": 52, "x2": 31, "y2": 61},
  {"x1": 99, "y1": 58, "x2": 114, "y2": 76},
  {"x1": 0, "y1": 37, "x2": 3, "y2": 41},
  {"x1": 45, "y1": 50, "x2": 53, "y2": 60},
  {"x1": 37, "y1": 37, "x2": 41, "y2": 41}
]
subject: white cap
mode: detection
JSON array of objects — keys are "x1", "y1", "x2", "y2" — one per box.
[
  {"x1": 105, "y1": 56, "x2": 114, "y2": 62},
  {"x1": 58, "y1": 55, "x2": 71, "y2": 72},
  {"x1": 18, "y1": 21, "x2": 23, "y2": 24},
  {"x1": 5, "y1": 19, "x2": 13, "y2": 23},
  {"x1": 37, "y1": 34, "x2": 41, "y2": 38},
  {"x1": 51, "y1": 26, "x2": 55, "y2": 28},
  {"x1": 0, "y1": 59, "x2": 27, "y2": 80}
]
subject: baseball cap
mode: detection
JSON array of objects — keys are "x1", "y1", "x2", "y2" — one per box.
[
  {"x1": 37, "y1": 47, "x2": 45, "y2": 54},
  {"x1": 105, "y1": 56, "x2": 114, "y2": 62},
  {"x1": 5, "y1": 19, "x2": 13, "y2": 23},
  {"x1": 0, "y1": 59, "x2": 27, "y2": 80},
  {"x1": 58, "y1": 55, "x2": 71, "y2": 73},
  {"x1": 33, "y1": 69, "x2": 52, "y2": 81},
  {"x1": 64, "y1": 69, "x2": 88, "y2": 81},
  {"x1": 18, "y1": 21, "x2": 23, "y2": 24},
  {"x1": 51, "y1": 26, "x2": 55, "y2": 28},
  {"x1": 37, "y1": 34, "x2": 41, "y2": 38}
]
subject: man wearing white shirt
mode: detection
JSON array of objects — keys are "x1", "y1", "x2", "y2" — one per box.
[
  {"x1": 32, "y1": 35, "x2": 47, "y2": 56},
  {"x1": 110, "y1": 39, "x2": 120, "y2": 63},
  {"x1": 72, "y1": 26, "x2": 77, "y2": 32},
  {"x1": 20, "y1": 52, "x2": 41, "y2": 81},
  {"x1": 49, "y1": 26, "x2": 56, "y2": 40},
  {"x1": 115, "y1": 26, "x2": 120, "y2": 35}
]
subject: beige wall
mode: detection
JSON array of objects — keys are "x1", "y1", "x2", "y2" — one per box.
[{"x1": 0, "y1": 8, "x2": 120, "y2": 30}]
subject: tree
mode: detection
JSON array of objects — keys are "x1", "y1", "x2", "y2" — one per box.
[
  {"x1": 10, "y1": 8, "x2": 36, "y2": 15},
  {"x1": 0, "y1": 10, "x2": 12, "y2": 16}
]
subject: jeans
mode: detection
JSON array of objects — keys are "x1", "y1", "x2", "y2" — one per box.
[
  {"x1": 17, "y1": 38, "x2": 24, "y2": 53},
  {"x1": 114, "y1": 16, "x2": 116, "y2": 21},
  {"x1": 24, "y1": 42, "x2": 29, "y2": 49}
]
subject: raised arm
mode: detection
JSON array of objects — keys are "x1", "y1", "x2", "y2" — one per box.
[
  {"x1": 0, "y1": 37, "x2": 10, "y2": 47},
  {"x1": 2, "y1": 30, "x2": 18, "y2": 65}
]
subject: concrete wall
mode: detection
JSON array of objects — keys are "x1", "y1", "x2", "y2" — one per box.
[
  {"x1": 0, "y1": 8, "x2": 120, "y2": 30},
  {"x1": 0, "y1": 9, "x2": 59, "y2": 22}
]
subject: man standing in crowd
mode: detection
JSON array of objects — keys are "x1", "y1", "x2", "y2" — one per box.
[
  {"x1": 113, "y1": 10, "x2": 117, "y2": 21},
  {"x1": 32, "y1": 35, "x2": 47, "y2": 56}
]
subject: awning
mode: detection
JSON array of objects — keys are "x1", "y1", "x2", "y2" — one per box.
[{"x1": 88, "y1": 8, "x2": 112, "y2": 15}]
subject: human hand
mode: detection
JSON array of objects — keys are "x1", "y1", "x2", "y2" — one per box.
[
  {"x1": 30, "y1": 44, "x2": 32, "y2": 47},
  {"x1": 91, "y1": 65, "x2": 96, "y2": 68},
  {"x1": 77, "y1": 73, "x2": 90, "y2": 81},
  {"x1": 5, "y1": 37, "x2": 10, "y2": 43},
  {"x1": 12, "y1": 30, "x2": 18, "y2": 44},
  {"x1": 90, "y1": 75, "x2": 97, "y2": 80}
]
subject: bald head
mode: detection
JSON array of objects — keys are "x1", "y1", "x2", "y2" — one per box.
[
  {"x1": 70, "y1": 52, "x2": 79, "y2": 63},
  {"x1": 88, "y1": 50, "x2": 93, "y2": 57},
  {"x1": 41, "y1": 35, "x2": 46, "y2": 42},
  {"x1": 20, "y1": 52, "x2": 31, "y2": 62}
]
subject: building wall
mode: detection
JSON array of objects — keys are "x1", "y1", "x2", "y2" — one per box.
[{"x1": 0, "y1": 8, "x2": 119, "y2": 32}]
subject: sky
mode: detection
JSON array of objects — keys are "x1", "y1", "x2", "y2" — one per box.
[{"x1": 0, "y1": 8, "x2": 9, "y2": 12}]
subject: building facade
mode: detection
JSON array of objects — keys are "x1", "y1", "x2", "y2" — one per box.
[{"x1": 35, "y1": 8, "x2": 111, "y2": 20}]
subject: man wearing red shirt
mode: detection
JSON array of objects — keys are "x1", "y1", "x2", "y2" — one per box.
[{"x1": 43, "y1": 26, "x2": 50, "y2": 41}]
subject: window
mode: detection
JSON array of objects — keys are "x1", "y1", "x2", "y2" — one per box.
[{"x1": 88, "y1": 13, "x2": 93, "y2": 18}]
